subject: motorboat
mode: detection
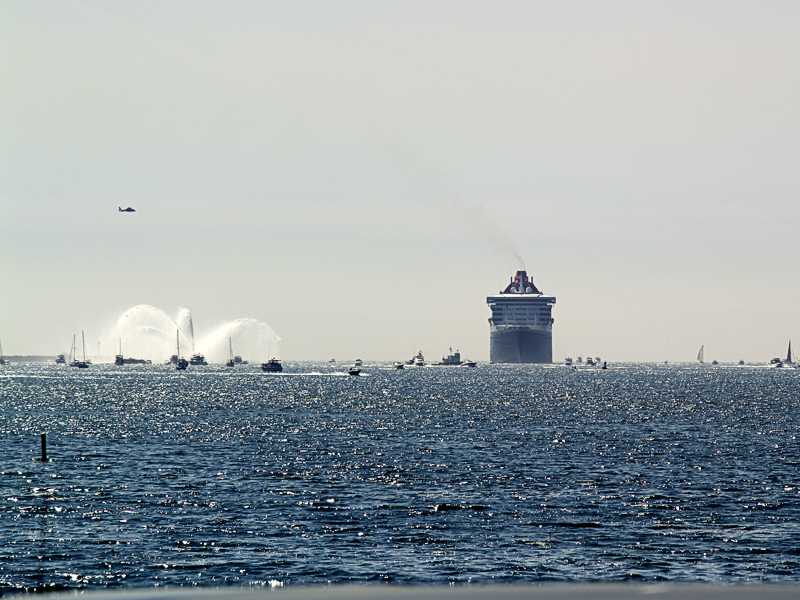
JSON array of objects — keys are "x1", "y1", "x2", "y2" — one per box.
[
  {"x1": 461, "y1": 359, "x2": 477, "y2": 367},
  {"x1": 393, "y1": 362, "x2": 405, "y2": 369},
  {"x1": 190, "y1": 353, "x2": 208, "y2": 366},
  {"x1": 261, "y1": 358, "x2": 283, "y2": 372},
  {"x1": 115, "y1": 338, "x2": 147, "y2": 365},
  {"x1": 435, "y1": 347, "x2": 462, "y2": 366},
  {"x1": 55, "y1": 353, "x2": 66, "y2": 365},
  {"x1": 348, "y1": 366, "x2": 361, "y2": 376}
]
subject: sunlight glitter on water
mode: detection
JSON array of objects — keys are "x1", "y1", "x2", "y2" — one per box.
[{"x1": 1, "y1": 362, "x2": 799, "y2": 591}]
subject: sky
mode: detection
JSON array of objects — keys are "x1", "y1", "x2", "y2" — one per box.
[{"x1": 1, "y1": 0, "x2": 799, "y2": 363}]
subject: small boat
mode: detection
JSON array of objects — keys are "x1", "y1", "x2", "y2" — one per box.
[
  {"x1": 697, "y1": 345, "x2": 704, "y2": 364},
  {"x1": 393, "y1": 362, "x2": 405, "y2": 369},
  {"x1": 114, "y1": 338, "x2": 147, "y2": 365},
  {"x1": 738, "y1": 360, "x2": 745, "y2": 365},
  {"x1": 785, "y1": 341, "x2": 795, "y2": 365},
  {"x1": 412, "y1": 351, "x2": 425, "y2": 367},
  {"x1": 226, "y1": 338, "x2": 235, "y2": 367},
  {"x1": 348, "y1": 366, "x2": 361, "y2": 376},
  {"x1": 435, "y1": 347, "x2": 462, "y2": 366},
  {"x1": 189, "y1": 353, "x2": 207, "y2": 366},
  {"x1": 711, "y1": 360, "x2": 719, "y2": 365},
  {"x1": 329, "y1": 358, "x2": 336, "y2": 363},
  {"x1": 564, "y1": 357, "x2": 573, "y2": 366},
  {"x1": 354, "y1": 358, "x2": 363, "y2": 367},
  {"x1": 770, "y1": 357, "x2": 783, "y2": 367},
  {"x1": 234, "y1": 355, "x2": 247, "y2": 364},
  {"x1": 0, "y1": 339, "x2": 6, "y2": 365},
  {"x1": 68, "y1": 335, "x2": 79, "y2": 367},
  {"x1": 75, "y1": 332, "x2": 89, "y2": 368},
  {"x1": 261, "y1": 358, "x2": 283, "y2": 372},
  {"x1": 175, "y1": 330, "x2": 188, "y2": 370},
  {"x1": 55, "y1": 353, "x2": 66, "y2": 365},
  {"x1": 115, "y1": 338, "x2": 125, "y2": 366},
  {"x1": 461, "y1": 359, "x2": 477, "y2": 367},
  {"x1": 586, "y1": 357, "x2": 595, "y2": 366}
]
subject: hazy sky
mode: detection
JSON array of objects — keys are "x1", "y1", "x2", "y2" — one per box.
[{"x1": 2, "y1": 1, "x2": 799, "y2": 363}]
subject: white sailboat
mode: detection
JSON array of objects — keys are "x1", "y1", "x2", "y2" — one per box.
[
  {"x1": 697, "y1": 345, "x2": 704, "y2": 364},
  {"x1": 0, "y1": 338, "x2": 6, "y2": 365}
]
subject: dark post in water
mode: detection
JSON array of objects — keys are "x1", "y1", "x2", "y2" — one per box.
[{"x1": 41, "y1": 433, "x2": 47, "y2": 462}]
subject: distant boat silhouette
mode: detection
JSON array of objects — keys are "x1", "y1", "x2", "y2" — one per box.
[
  {"x1": 118, "y1": 206, "x2": 135, "y2": 212},
  {"x1": 697, "y1": 345, "x2": 704, "y2": 364},
  {"x1": 175, "y1": 330, "x2": 188, "y2": 370}
]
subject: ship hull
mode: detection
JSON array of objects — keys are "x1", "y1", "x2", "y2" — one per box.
[{"x1": 489, "y1": 327, "x2": 552, "y2": 364}]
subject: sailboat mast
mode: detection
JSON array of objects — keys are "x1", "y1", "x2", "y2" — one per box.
[{"x1": 82, "y1": 331, "x2": 86, "y2": 362}]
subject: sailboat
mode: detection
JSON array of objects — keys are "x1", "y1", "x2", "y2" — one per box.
[
  {"x1": 175, "y1": 330, "x2": 188, "y2": 370},
  {"x1": 68, "y1": 335, "x2": 78, "y2": 367},
  {"x1": 226, "y1": 337, "x2": 235, "y2": 368},
  {"x1": 697, "y1": 345, "x2": 704, "y2": 364},
  {"x1": 76, "y1": 332, "x2": 89, "y2": 368},
  {"x1": 786, "y1": 341, "x2": 795, "y2": 365},
  {"x1": 115, "y1": 338, "x2": 125, "y2": 366},
  {"x1": 0, "y1": 339, "x2": 6, "y2": 365}
]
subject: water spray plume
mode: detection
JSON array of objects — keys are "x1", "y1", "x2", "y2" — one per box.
[{"x1": 112, "y1": 305, "x2": 280, "y2": 363}]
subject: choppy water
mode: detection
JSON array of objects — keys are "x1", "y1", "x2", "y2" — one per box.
[{"x1": 1, "y1": 362, "x2": 799, "y2": 592}]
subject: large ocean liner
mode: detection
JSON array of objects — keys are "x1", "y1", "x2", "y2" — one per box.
[{"x1": 487, "y1": 270, "x2": 556, "y2": 363}]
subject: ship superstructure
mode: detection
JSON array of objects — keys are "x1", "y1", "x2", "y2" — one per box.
[{"x1": 486, "y1": 270, "x2": 556, "y2": 363}]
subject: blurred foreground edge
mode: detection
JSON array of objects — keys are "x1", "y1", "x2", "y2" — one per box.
[{"x1": 30, "y1": 584, "x2": 800, "y2": 600}]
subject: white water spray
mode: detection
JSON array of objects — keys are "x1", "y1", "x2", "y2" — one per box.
[{"x1": 111, "y1": 305, "x2": 280, "y2": 363}]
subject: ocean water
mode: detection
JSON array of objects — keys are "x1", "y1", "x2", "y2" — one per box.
[{"x1": 1, "y1": 362, "x2": 798, "y2": 592}]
